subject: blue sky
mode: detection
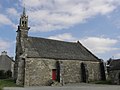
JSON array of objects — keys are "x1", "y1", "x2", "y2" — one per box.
[{"x1": 0, "y1": 0, "x2": 120, "y2": 60}]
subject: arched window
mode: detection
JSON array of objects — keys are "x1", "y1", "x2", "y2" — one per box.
[
  {"x1": 25, "y1": 21, "x2": 27, "y2": 26},
  {"x1": 56, "y1": 61, "x2": 60, "y2": 82},
  {"x1": 81, "y1": 63, "x2": 87, "y2": 83},
  {"x1": 118, "y1": 73, "x2": 120, "y2": 84},
  {"x1": 22, "y1": 21, "x2": 24, "y2": 25},
  {"x1": 100, "y1": 62, "x2": 106, "y2": 80}
]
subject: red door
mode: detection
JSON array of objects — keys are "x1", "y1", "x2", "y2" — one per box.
[{"x1": 52, "y1": 69, "x2": 56, "y2": 80}]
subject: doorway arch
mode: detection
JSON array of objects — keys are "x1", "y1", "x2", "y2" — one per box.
[
  {"x1": 56, "y1": 61, "x2": 60, "y2": 82},
  {"x1": 118, "y1": 73, "x2": 120, "y2": 84},
  {"x1": 81, "y1": 63, "x2": 87, "y2": 83}
]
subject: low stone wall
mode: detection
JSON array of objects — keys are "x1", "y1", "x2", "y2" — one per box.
[{"x1": 109, "y1": 70, "x2": 120, "y2": 84}]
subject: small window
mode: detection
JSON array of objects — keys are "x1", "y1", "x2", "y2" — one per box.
[
  {"x1": 22, "y1": 21, "x2": 24, "y2": 25},
  {"x1": 25, "y1": 21, "x2": 27, "y2": 26}
]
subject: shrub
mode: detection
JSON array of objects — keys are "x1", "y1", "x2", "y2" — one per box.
[
  {"x1": 0, "y1": 70, "x2": 5, "y2": 79},
  {"x1": 5, "y1": 70, "x2": 12, "y2": 78},
  {"x1": 0, "y1": 70, "x2": 12, "y2": 79},
  {"x1": 0, "y1": 79, "x2": 19, "y2": 90}
]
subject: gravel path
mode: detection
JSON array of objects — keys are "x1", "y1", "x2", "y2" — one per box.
[{"x1": 3, "y1": 83, "x2": 120, "y2": 90}]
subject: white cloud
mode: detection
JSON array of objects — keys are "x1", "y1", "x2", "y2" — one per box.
[
  {"x1": 115, "y1": 53, "x2": 120, "y2": 58},
  {"x1": 19, "y1": 0, "x2": 120, "y2": 32},
  {"x1": 80, "y1": 37, "x2": 118, "y2": 54},
  {"x1": 0, "y1": 14, "x2": 14, "y2": 26},
  {"x1": 48, "y1": 33, "x2": 76, "y2": 41},
  {"x1": 6, "y1": 8, "x2": 19, "y2": 17},
  {"x1": 48, "y1": 33, "x2": 119, "y2": 54},
  {"x1": 0, "y1": 38, "x2": 15, "y2": 57},
  {"x1": 0, "y1": 38, "x2": 11, "y2": 50}
]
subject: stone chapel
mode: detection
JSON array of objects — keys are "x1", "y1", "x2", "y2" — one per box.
[{"x1": 14, "y1": 8, "x2": 105, "y2": 86}]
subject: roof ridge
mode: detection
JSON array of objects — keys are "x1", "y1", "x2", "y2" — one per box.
[
  {"x1": 28, "y1": 36, "x2": 77, "y2": 44},
  {"x1": 77, "y1": 42, "x2": 100, "y2": 61},
  {"x1": 0, "y1": 55, "x2": 14, "y2": 62}
]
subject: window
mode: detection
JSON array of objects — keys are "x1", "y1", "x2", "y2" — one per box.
[
  {"x1": 56, "y1": 61, "x2": 60, "y2": 82},
  {"x1": 25, "y1": 21, "x2": 27, "y2": 26},
  {"x1": 22, "y1": 21, "x2": 24, "y2": 25}
]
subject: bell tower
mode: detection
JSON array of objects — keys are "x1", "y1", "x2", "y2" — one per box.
[
  {"x1": 14, "y1": 7, "x2": 30, "y2": 81},
  {"x1": 17, "y1": 7, "x2": 30, "y2": 38}
]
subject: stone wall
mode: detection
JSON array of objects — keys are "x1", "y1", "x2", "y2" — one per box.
[
  {"x1": 86, "y1": 61, "x2": 101, "y2": 81},
  {"x1": 16, "y1": 58, "x2": 25, "y2": 85},
  {"x1": 61, "y1": 60, "x2": 101, "y2": 83},
  {"x1": 23, "y1": 58, "x2": 101, "y2": 86},
  {"x1": 109, "y1": 70, "x2": 120, "y2": 84},
  {"x1": 24, "y1": 58, "x2": 52, "y2": 86},
  {"x1": 11, "y1": 61, "x2": 15, "y2": 77},
  {"x1": 61, "y1": 60, "x2": 81, "y2": 84}
]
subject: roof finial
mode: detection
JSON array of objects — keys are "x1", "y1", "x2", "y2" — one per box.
[{"x1": 23, "y1": 4, "x2": 26, "y2": 16}]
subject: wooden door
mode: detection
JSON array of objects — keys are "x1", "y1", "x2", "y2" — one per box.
[{"x1": 52, "y1": 69, "x2": 56, "y2": 80}]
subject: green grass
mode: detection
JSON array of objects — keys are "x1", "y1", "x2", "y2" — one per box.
[{"x1": 0, "y1": 79, "x2": 19, "y2": 90}]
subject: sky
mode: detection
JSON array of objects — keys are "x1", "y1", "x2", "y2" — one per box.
[{"x1": 0, "y1": 0, "x2": 120, "y2": 61}]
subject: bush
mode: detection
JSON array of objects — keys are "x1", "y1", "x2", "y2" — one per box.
[
  {"x1": 0, "y1": 70, "x2": 5, "y2": 79},
  {"x1": 0, "y1": 70, "x2": 12, "y2": 79},
  {"x1": 5, "y1": 70, "x2": 12, "y2": 78},
  {"x1": 0, "y1": 79, "x2": 19, "y2": 90}
]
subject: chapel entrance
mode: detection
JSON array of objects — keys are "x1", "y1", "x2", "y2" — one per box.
[
  {"x1": 52, "y1": 69, "x2": 56, "y2": 80},
  {"x1": 52, "y1": 61, "x2": 60, "y2": 82},
  {"x1": 81, "y1": 63, "x2": 87, "y2": 83}
]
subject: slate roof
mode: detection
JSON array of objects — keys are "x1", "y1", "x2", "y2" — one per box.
[
  {"x1": 23, "y1": 36, "x2": 99, "y2": 61},
  {"x1": 109, "y1": 59, "x2": 120, "y2": 70}
]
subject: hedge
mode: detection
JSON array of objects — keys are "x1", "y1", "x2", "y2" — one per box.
[{"x1": 0, "y1": 70, "x2": 12, "y2": 79}]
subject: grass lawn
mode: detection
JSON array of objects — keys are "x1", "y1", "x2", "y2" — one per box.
[{"x1": 0, "y1": 79, "x2": 19, "y2": 90}]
